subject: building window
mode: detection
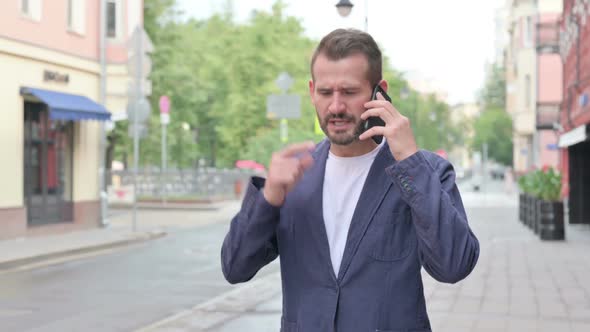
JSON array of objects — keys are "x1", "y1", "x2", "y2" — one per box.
[
  {"x1": 524, "y1": 16, "x2": 533, "y2": 47},
  {"x1": 67, "y1": 0, "x2": 86, "y2": 35},
  {"x1": 107, "y1": 0, "x2": 117, "y2": 38},
  {"x1": 22, "y1": 0, "x2": 29, "y2": 14},
  {"x1": 67, "y1": 0, "x2": 73, "y2": 29},
  {"x1": 21, "y1": 0, "x2": 42, "y2": 21}
]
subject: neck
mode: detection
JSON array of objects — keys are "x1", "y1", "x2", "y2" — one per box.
[{"x1": 329, "y1": 139, "x2": 378, "y2": 157}]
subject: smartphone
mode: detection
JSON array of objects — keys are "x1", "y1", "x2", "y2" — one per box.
[{"x1": 362, "y1": 85, "x2": 392, "y2": 144}]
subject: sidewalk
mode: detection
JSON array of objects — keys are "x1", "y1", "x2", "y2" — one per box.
[
  {"x1": 138, "y1": 189, "x2": 590, "y2": 332},
  {"x1": 0, "y1": 200, "x2": 241, "y2": 272}
]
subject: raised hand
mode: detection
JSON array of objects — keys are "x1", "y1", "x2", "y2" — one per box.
[
  {"x1": 359, "y1": 92, "x2": 418, "y2": 161},
  {"x1": 263, "y1": 141, "x2": 316, "y2": 206}
]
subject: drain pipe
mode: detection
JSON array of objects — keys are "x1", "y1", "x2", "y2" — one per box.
[{"x1": 98, "y1": 0, "x2": 109, "y2": 227}]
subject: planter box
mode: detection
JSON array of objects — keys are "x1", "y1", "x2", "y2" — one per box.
[
  {"x1": 538, "y1": 200, "x2": 565, "y2": 240},
  {"x1": 519, "y1": 194, "x2": 525, "y2": 223},
  {"x1": 526, "y1": 195, "x2": 537, "y2": 229},
  {"x1": 534, "y1": 199, "x2": 540, "y2": 234}
]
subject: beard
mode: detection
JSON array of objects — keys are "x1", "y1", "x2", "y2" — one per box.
[{"x1": 319, "y1": 113, "x2": 364, "y2": 145}]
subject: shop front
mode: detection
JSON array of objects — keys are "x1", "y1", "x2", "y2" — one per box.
[
  {"x1": 0, "y1": 46, "x2": 112, "y2": 239},
  {"x1": 558, "y1": 0, "x2": 590, "y2": 225},
  {"x1": 559, "y1": 125, "x2": 590, "y2": 225},
  {"x1": 20, "y1": 87, "x2": 110, "y2": 228}
]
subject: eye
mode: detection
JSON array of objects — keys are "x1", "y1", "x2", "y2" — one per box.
[
  {"x1": 318, "y1": 89, "x2": 332, "y2": 96},
  {"x1": 343, "y1": 89, "x2": 357, "y2": 95}
]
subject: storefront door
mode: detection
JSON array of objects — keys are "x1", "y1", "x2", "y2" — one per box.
[
  {"x1": 569, "y1": 141, "x2": 590, "y2": 225},
  {"x1": 23, "y1": 102, "x2": 74, "y2": 226}
]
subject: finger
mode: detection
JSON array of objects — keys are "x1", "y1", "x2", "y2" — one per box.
[
  {"x1": 280, "y1": 141, "x2": 316, "y2": 158},
  {"x1": 360, "y1": 107, "x2": 394, "y2": 122},
  {"x1": 358, "y1": 126, "x2": 386, "y2": 141},
  {"x1": 364, "y1": 99, "x2": 402, "y2": 117},
  {"x1": 299, "y1": 154, "x2": 315, "y2": 171},
  {"x1": 363, "y1": 99, "x2": 390, "y2": 109}
]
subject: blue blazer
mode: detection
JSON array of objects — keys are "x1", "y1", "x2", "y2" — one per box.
[{"x1": 221, "y1": 139, "x2": 479, "y2": 332}]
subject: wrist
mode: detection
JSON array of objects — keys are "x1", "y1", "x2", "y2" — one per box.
[
  {"x1": 394, "y1": 148, "x2": 419, "y2": 162},
  {"x1": 263, "y1": 186, "x2": 285, "y2": 207}
]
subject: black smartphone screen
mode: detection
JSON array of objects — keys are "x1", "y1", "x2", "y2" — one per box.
[{"x1": 362, "y1": 85, "x2": 391, "y2": 144}]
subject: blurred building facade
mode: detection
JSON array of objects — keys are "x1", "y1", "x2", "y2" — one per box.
[
  {"x1": 405, "y1": 72, "x2": 449, "y2": 103},
  {"x1": 0, "y1": 0, "x2": 143, "y2": 239},
  {"x1": 556, "y1": 0, "x2": 590, "y2": 225},
  {"x1": 505, "y1": 0, "x2": 562, "y2": 175}
]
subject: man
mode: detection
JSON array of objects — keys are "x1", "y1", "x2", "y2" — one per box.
[{"x1": 221, "y1": 28, "x2": 479, "y2": 332}]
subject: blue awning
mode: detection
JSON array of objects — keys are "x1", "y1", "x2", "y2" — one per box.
[{"x1": 20, "y1": 87, "x2": 111, "y2": 121}]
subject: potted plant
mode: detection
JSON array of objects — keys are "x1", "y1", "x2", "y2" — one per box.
[
  {"x1": 517, "y1": 174, "x2": 527, "y2": 224},
  {"x1": 529, "y1": 170, "x2": 543, "y2": 233},
  {"x1": 536, "y1": 166, "x2": 564, "y2": 240},
  {"x1": 517, "y1": 171, "x2": 534, "y2": 226},
  {"x1": 518, "y1": 170, "x2": 539, "y2": 230}
]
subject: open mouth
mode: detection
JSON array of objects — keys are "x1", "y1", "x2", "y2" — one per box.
[{"x1": 327, "y1": 117, "x2": 355, "y2": 131}]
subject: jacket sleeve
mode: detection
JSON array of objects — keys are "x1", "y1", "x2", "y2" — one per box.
[
  {"x1": 221, "y1": 176, "x2": 281, "y2": 284},
  {"x1": 385, "y1": 151, "x2": 479, "y2": 283}
]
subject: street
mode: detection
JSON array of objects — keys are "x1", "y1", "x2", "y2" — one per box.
[
  {"x1": 0, "y1": 208, "x2": 278, "y2": 332},
  {"x1": 2, "y1": 178, "x2": 590, "y2": 332}
]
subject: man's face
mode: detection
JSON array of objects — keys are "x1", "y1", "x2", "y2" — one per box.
[{"x1": 309, "y1": 53, "x2": 372, "y2": 146}]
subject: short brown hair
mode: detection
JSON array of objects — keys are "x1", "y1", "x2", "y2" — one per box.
[{"x1": 310, "y1": 28, "x2": 382, "y2": 87}]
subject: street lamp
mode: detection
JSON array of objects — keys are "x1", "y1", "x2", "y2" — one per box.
[
  {"x1": 335, "y1": 0, "x2": 368, "y2": 32},
  {"x1": 335, "y1": 0, "x2": 354, "y2": 17}
]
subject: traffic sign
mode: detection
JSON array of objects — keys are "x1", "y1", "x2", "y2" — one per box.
[
  {"x1": 128, "y1": 123, "x2": 149, "y2": 139},
  {"x1": 126, "y1": 97, "x2": 151, "y2": 123},
  {"x1": 127, "y1": 26, "x2": 154, "y2": 55},
  {"x1": 275, "y1": 72, "x2": 294, "y2": 93},
  {"x1": 127, "y1": 55, "x2": 152, "y2": 78},
  {"x1": 159, "y1": 95, "x2": 170, "y2": 114},
  {"x1": 266, "y1": 94, "x2": 301, "y2": 119},
  {"x1": 160, "y1": 113, "x2": 170, "y2": 125}
]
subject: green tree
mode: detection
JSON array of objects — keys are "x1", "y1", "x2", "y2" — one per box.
[
  {"x1": 471, "y1": 62, "x2": 513, "y2": 165},
  {"x1": 109, "y1": 0, "x2": 458, "y2": 169},
  {"x1": 478, "y1": 62, "x2": 506, "y2": 109},
  {"x1": 471, "y1": 107, "x2": 513, "y2": 165}
]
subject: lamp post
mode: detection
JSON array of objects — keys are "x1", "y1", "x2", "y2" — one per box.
[{"x1": 335, "y1": 0, "x2": 368, "y2": 32}]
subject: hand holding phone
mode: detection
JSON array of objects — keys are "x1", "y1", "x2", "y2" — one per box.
[{"x1": 362, "y1": 85, "x2": 392, "y2": 144}]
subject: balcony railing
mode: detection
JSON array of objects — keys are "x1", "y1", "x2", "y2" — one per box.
[
  {"x1": 536, "y1": 21, "x2": 560, "y2": 54},
  {"x1": 536, "y1": 102, "x2": 560, "y2": 130}
]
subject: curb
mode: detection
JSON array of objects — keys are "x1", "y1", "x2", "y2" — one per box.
[
  {"x1": 112, "y1": 204, "x2": 221, "y2": 211},
  {"x1": 136, "y1": 272, "x2": 281, "y2": 332},
  {"x1": 0, "y1": 230, "x2": 167, "y2": 272}
]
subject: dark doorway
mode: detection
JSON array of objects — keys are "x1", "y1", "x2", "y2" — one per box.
[
  {"x1": 569, "y1": 140, "x2": 590, "y2": 225},
  {"x1": 23, "y1": 102, "x2": 74, "y2": 226}
]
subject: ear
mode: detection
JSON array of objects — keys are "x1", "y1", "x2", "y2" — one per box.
[
  {"x1": 309, "y1": 79, "x2": 315, "y2": 103},
  {"x1": 378, "y1": 79, "x2": 389, "y2": 92}
]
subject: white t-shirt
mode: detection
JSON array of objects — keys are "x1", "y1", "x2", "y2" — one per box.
[{"x1": 323, "y1": 144, "x2": 383, "y2": 276}]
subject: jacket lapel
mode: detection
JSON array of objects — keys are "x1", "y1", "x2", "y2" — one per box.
[
  {"x1": 299, "y1": 139, "x2": 338, "y2": 281},
  {"x1": 337, "y1": 143, "x2": 394, "y2": 281}
]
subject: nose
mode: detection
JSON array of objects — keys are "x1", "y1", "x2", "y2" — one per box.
[{"x1": 328, "y1": 92, "x2": 346, "y2": 114}]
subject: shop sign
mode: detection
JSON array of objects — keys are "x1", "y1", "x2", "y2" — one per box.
[{"x1": 43, "y1": 70, "x2": 69, "y2": 84}]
